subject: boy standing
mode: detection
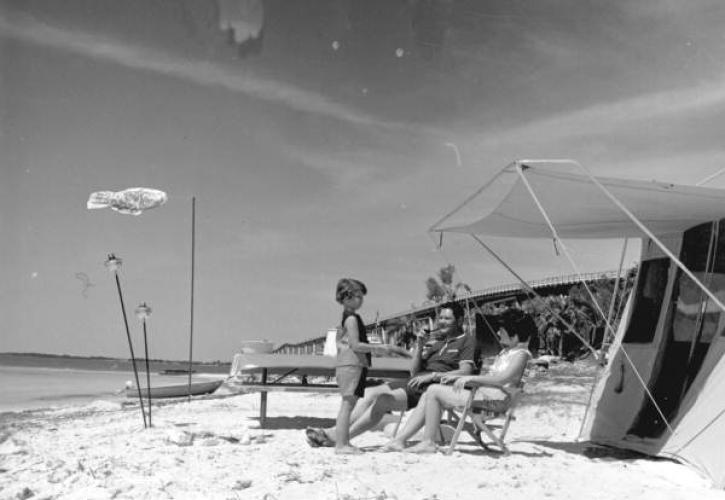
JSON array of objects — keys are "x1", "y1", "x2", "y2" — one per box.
[{"x1": 331, "y1": 278, "x2": 408, "y2": 454}]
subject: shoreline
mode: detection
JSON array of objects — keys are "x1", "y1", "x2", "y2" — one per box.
[
  {"x1": 0, "y1": 363, "x2": 228, "y2": 377},
  {"x1": 0, "y1": 352, "x2": 232, "y2": 375},
  {"x1": 1, "y1": 362, "x2": 724, "y2": 499},
  {"x1": 0, "y1": 364, "x2": 228, "y2": 415}
]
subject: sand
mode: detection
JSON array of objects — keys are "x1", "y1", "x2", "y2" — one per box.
[{"x1": 1, "y1": 363, "x2": 724, "y2": 500}]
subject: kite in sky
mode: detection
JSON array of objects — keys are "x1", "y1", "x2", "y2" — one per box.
[{"x1": 87, "y1": 188, "x2": 168, "y2": 215}]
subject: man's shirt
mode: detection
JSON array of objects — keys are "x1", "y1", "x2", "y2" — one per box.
[{"x1": 421, "y1": 332, "x2": 476, "y2": 372}]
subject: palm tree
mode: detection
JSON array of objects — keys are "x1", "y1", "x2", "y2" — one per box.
[{"x1": 425, "y1": 264, "x2": 471, "y2": 303}]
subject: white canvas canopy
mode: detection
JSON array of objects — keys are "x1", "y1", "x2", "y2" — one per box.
[
  {"x1": 431, "y1": 161, "x2": 725, "y2": 239},
  {"x1": 432, "y1": 160, "x2": 725, "y2": 488}
]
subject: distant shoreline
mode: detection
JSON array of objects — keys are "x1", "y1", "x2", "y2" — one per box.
[
  {"x1": 0, "y1": 352, "x2": 231, "y2": 374},
  {"x1": 0, "y1": 351, "x2": 230, "y2": 364}
]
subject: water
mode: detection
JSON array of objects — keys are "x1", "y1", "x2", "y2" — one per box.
[{"x1": 0, "y1": 365, "x2": 224, "y2": 413}]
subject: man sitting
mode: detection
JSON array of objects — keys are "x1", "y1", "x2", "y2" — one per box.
[
  {"x1": 305, "y1": 302, "x2": 476, "y2": 448},
  {"x1": 382, "y1": 308, "x2": 532, "y2": 453}
]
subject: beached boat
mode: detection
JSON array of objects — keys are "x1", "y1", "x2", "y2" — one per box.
[
  {"x1": 126, "y1": 379, "x2": 223, "y2": 399},
  {"x1": 158, "y1": 369, "x2": 196, "y2": 375}
]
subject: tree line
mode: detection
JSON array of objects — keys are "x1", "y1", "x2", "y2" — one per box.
[{"x1": 384, "y1": 264, "x2": 637, "y2": 360}]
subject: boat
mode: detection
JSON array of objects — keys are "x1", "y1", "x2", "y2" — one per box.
[
  {"x1": 126, "y1": 379, "x2": 224, "y2": 399},
  {"x1": 158, "y1": 369, "x2": 196, "y2": 375}
]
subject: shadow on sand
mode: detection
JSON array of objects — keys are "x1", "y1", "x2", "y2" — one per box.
[
  {"x1": 528, "y1": 440, "x2": 672, "y2": 463},
  {"x1": 438, "y1": 443, "x2": 553, "y2": 459},
  {"x1": 374, "y1": 439, "x2": 670, "y2": 461},
  {"x1": 365, "y1": 437, "x2": 553, "y2": 458},
  {"x1": 253, "y1": 416, "x2": 336, "y2": 430}
]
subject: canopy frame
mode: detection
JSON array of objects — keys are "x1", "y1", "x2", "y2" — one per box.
[{"x1": 431, "y1": 159, "x2": 725, "y2": 441}]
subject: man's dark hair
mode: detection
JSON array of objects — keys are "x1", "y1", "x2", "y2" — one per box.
[{"x1": 439, "y1": 301, "x2": 464, "y2": 322}]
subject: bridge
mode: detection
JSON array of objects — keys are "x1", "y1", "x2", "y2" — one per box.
[{"x1": 273, "y1": 268, "x2": 633, "y2": 355}]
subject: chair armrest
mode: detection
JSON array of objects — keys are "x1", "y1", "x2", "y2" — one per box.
[
  {"x1": 463, "y1": 380, "x2": 523, "y2": 397},
  {"x1": 463, "y1": 380, "x2": 506, "y2": 390}
]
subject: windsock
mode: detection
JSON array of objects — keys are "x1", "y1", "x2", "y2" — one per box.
[{"x1": 87, "y1": 188, "x2": 168, "y2": 215}]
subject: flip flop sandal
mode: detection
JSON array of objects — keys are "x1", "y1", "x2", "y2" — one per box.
[
  {"x1": 305, "y1": 427, "x2": 334, "y2": 447},
  {"x1": 305, "y1": 428, "x2": 321, "y2": 448}
]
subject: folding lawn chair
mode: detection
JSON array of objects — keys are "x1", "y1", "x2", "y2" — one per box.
[{"x1": 440, "y1": 380, "x2": 525, "y2": 455}]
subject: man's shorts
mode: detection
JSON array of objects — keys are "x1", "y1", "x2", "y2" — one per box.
[
  {"x1": 335, "y1": 366, "x2": 368, "y2": 398},
  {"x1": 388, "y1": 375, "x2": 434, "y2": 409}
]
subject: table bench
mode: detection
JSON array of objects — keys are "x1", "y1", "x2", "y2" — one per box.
[{"x1": 227, "y1": 353, "x2": 411, "y2": 427}]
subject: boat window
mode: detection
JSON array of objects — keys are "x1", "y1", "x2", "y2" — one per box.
[
  {"x1": 667, "y1": 222, "x2": 719, "y2": 342},
  {"x1": 627, "y1": 222, "x2": 716, "y2": 438},
  {"x1": 679, "y1": 222, "x2": 713, "y2": 273},
  {"x1": 671, "y1": 221, "x2": 725, "y2": 343},
  {"x1": 622, "y1": 258, "x2": 670, "y2": 344},
  {"x1": 711, "y1": 218, "x2": 725, "y2": 337}
]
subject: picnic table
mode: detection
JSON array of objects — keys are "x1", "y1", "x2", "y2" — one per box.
[{"x1": 227, "y1": 353, "x2": 411, "y2": 427}]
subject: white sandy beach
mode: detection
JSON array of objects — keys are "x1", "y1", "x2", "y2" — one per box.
[{"x1": 1, "y1": 363, "x2": 724, "y2": 500}]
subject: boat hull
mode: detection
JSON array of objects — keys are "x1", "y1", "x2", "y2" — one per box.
[{"x1": 126, "y1": 379, "x2": 224, "y2": 399}]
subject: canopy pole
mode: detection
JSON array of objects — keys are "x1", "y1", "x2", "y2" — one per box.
[
  {"x1": 187, "y1": 196, "x2": 196, "y2": 402},
  {"x1": 515, "y1": 163, "x2": 679, "y2": 435},
  {"x1": 672, "y1": 405, "x2": 725, "y2": 455},
  {"x1": 427, "y1": 235, "x2": 503, "y2": 351},
  {"x1": 141, "y1": 314, "x2": 152, "y2": 427},
  {"x1": 428, "y1": 162, "x2": 516, "y2": 233},
  {"x1": 465, "y1": 297, "x2": 473, "y2": 336},
  {"x1": 601, "y1": 238, "x2": 628, "y2": 358},
  {"x1": 696, "y1": 167, "x2": 725, "y2": 186},
  {"x1": 135, "y1": 303, "x2": 153, "y2": 428},
  {"x1": 681, "y1": 224, "x2": 718, "y2": 395},
  {"x1": 515, "y1": 163, "x2": 618, "y2": 344},
  {"x1": 577, "y1": 238, "x2": 628, "y2": 438},
  {"x1": 458, "y1": 293, "x2": 503, "y2": 352},
  {"x1": 469, "y1": 234, "x2": 598, "y2": 359},
  {"x1": 565, "y1": 160, "x2": 725, "y2": 437},
  {"x1": 572, "y1": 162, "x2": 725, "y2": 317},
  {"x1": 468, "y1": 236, "x2": 679, "y2": 436}
]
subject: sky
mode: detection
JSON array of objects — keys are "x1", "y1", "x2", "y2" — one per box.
[{"x1": 2, "y1": 0, "x2": 725, "y2": 361}]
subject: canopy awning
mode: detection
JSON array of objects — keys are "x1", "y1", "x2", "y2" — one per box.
[{"x1": 430, "y1": 161, "x2": 725, "y2": 239}]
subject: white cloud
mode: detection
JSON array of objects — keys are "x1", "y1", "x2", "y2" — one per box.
[
  {"x1": 621, "y1": 0, "x2": 722, "y2": 20},
  {"x1": 468, "y1": 76, "x2": 725, "y2": 152},
  {"x1": 286, "y1": 147, "x2": 379, "y2": 189},
  {"x1": 0, "y1": 12, "x2": 392, "y2": 129},
  {"x1": 600, "y1": 150, "x2": 725, "y2": 185},
  {"x1": 225, "y1": 226, "x2": 307, "y2": 260}
]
